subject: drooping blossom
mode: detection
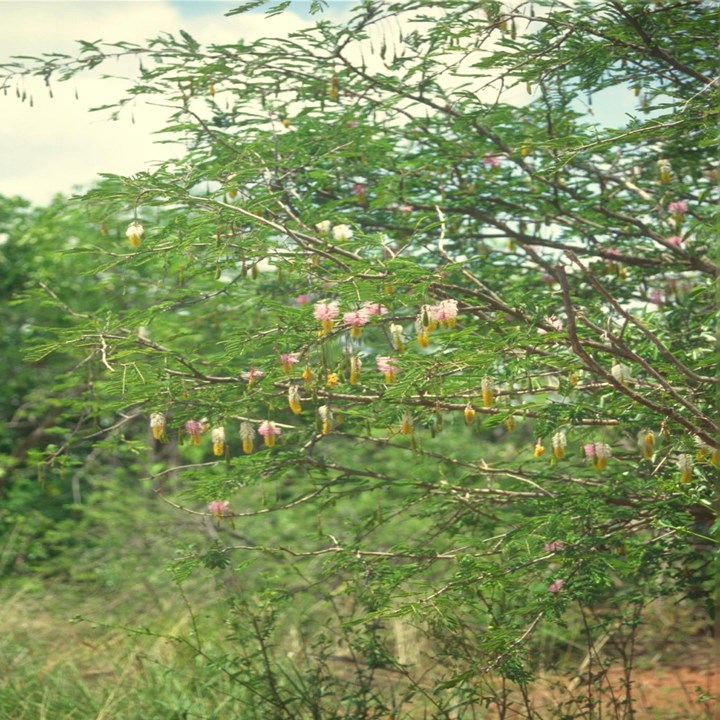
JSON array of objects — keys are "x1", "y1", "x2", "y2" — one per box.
[
  {"x1": 185, "y1": 419, "x2": 204, "y2": 445},
  {"x1": 390, "y1": 323, "x2": 404, "y2": 352},
  {"x1": 594, "y1": 442, "x2": 612, "y2": 470},
  {"x1": 211, "y1": 426, "x2": 226, "y2": 456},
  {"x1": 464, "y1": 403, "x2": 476, "y2": 425},
  {"x1": 314, "y1": 300, "x2": 340, "y2": 335},
  {"x1": 605, "y1": 248, "x2": 623, "y2": 258},
  {"x1": 666, "y1": 235, "x2": 683, "y2": 247},
  {"x1": 302, "y1": 366, "x2": 315, "y2": 388},
  {"x1": 638, "y1": 430, "x2": 655, "y2": 460},
  {"x1": 399, "y1": 412, "x2": 414, "y2": 436},
  {"x1": 343, "y1": 309, "x2": 371, "y2": 338},
  {"x1": 505, "y1": 416, "x2": 516, "y2": 432},
  {"x1": 552, "y1": 430, "x2": 567, "y2": 460},
  {"x1": 352, "y1": 182, "x2": 368, "y2": 197},
  {"x1": 611, "y1": 363, "x2": 632, "y2": 385},
  {"x1": 240, "y1": 421, "x2": 255, "y2": 454},
  {"x1": 534, "y1": 439, "x2": 546, "y2": 458},
  {"x1": 544, "y1": 541, "x2": 565, "y2": 553},
  {"x1": 483, "y1": 153, "x2": 502, "y2": 169},
  {"x1": 649, "y1": 288, "x2": 664, "y2": 306},
  {"x1": 207, "y1": 500, "x2": 230, "y2": 518},
  {"x1": 332, "y1": 224, "x2": 353, "y2": 241},
  {"x1": 318, "y1": 405, "x2": 333, "y2": 435},
  {"x1": 548, "y1": 579, "x2": 565, "y2": 593},
  {"x1": 349, "y1": 355, "x2": 362, "y2": 385},
  {"x1": 288, "y1": 385, "x2": 302, "y2": 415},
  {"x1": 583, "y1": 443, "x2": 596, "y2": 458},
  {"x1": 481, "y1": 376, "x2": 495, "y2": 408},
  {"x1": 280, "y1": 352, "x2": 300, "y2": 374},
  {"x1": 150, "y1": 412, "x2": 167, "y2": 442},
  {"x1": 677, "y1": 453, "x2": 693, "y2": 483},
  {"x1": 376, "y1": 356, "x2": 399, "y2": 383},
  {"x1": 258, "y1": 420, "x2": 281, "y2": 447},
  {"x1": 125, "y1": 221, "x2": 144, "y2": 249},
  {"x1": 242, "y1": 367, "x2": 265, "y2": 386},
  {"x1": 657, "y1": 158, "x2": 672, "y2": 183},
  {"x1": 667, "y1": 200, "x2": 688, "y2": 215},
  {"x1": 361, "y1": 301, "x2": 388, "y2": 316},
  {"x1": 295, "y1": 294, "x2": 312, "y2": 305},
  {"x1": 538, "y1": 315, "x2": 564, "y2": 335},
  {"x1": 315, "y1": 220, "x2": 331, "y2": 235},
  {"x1": 429, "y1": 299, "x2": 459, "y2": 328},
  {"x1": 325, "y1": 372, "x2": 339, "y2": 388}
]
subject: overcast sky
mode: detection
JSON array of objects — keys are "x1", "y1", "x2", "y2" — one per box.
[{"x1": 0, "y1": 1, "x2": 636, "y2": 206}]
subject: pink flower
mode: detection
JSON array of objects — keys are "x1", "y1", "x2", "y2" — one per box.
[
  {"x1": 295, "y1": 294, "x2": 312, "y2": 305},
  {"x1": 548, "y1": 579, "x2": 565, "y2": 593},
  {"x1": 605, "y1": 248, "x2": 623, "y2": 258},
  {"x1": 361, "y1": 301, "x2": 388, "y2": 316},
  {"x1": 483, "y1": 153, "x2": 502, "y2": 168},
  {"x1": 544, "y1": 541, "x2": 565, "y2": 553},
  {"x1": 347, "y1": 121, "x2": 359, "y2": 128},
  {"x1": 185, "y1": 419, "x2": 204, "y2": 445},
  {"x1": 376, "y1": 356, "x2": 399, "y2": 383},
  {"x1": 280, "y1": 352, "x2": 300, "y2": 373},
  {"x1": 666, "y1": 235, "x2": 683, "y2": 246},
  {"x1": 668, "y1": 200, "x2": 688, "y2": 215},
  {"x1": 538, "y1": 314, "x2": 564, "y2": 335},
  {"x1": 242, "y1": 367, "x2": 265, "y2": 384},
  {"x1": 397, "y1": 204, "x2": 413, "y2": 213},
  {"x1": 649, "y1": 288, "x2": 663, "y2": 306},
  {"x1": 258, "y1": 420, "x2": 281, "y2": 447},
  {"x1": 207, "y1": 500, "x2": 230, "y2": 517},
  {"x1": 352, "y1": 182, "x2": 368, "y2": 197},
  {"x1": 583, "y1": 443, "x2": 596, "y2": 458},
  {"x1": 343, "y1": 309, "x2": 371, "y2": 338},
  {"x1": 314, "y1": 300, "x2": 340, "y2": 334},
  {"x1": 429, "y1": 299, "x2": 459, "y2": 328}
]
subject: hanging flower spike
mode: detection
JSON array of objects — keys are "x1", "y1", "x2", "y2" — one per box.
[
  {"x1": 315, "y1": 220, "x2": 331, "y2": 234},
  {"x1": 207, "y1": 500, "x2": 230, "y2": 518},
  {"x1": 638, "y1": 430, "x2": 655, "y2": 460},
  {"x1": 552, "y1": 430, "x2": 567, "y2": 460},
  {"x1": 343, "y1": 309, "x2": 371, "y2": 339},
  {"x1": 432, "y1": 299, "x2": 459, "y2": 328},
  {"x1": 280, "y1": 352, "x2": 300, "y2": 375},
  {"x1": 668, "y1": 200, "x2": 688, "y2": 216},
  {"x1": 481, "y1": 376, "x2": 494, "y2": 408},
  {"x1": 242, "y1": 367, "x2": 265, "y2": 387},
  {"x1": 666, "y1": 235, "x2": 683, "y2": 247},
  {"x1": 314, "y1": 300, "x2": 340, "y2": 335},
  {"x1": 390, "y1": 323, "x2": 404, "y2": 352},
  {"x1": 415, "y1": 315, "x2": 430, "y2": 348},
  {"x1": 505, "y1": 416, "x2": 516, "y2": 432},
  {"x1": 185, "y1": 419, "x2": 204, "y2": 446},
  {"x1": 483, "y1": 153, "x2": 502, "y2": 170},
  {"x1": 240, "y1": 421, "x2": 255, "y2": 454},
  {"x1": 302, "y1": 366, "x2": 315, "y2": 389},
  {"x1": 400, "y1": 412, "x2": 414, "y2": 436},
  {"x1": 464, "y1": 402, "x2": 476, "y2": 425},
  {"x1": 349, "y1": 355, "x2": 362, "y2": 385},
  {"x1": 361, "y1": 301, "x2": 388, "y2": 316},
  {"x1": 352, "y1": 182, "x2": 368, "y2": 198},
  {"x1": 325, "y1": 372, "x2": 339, "y2": 388},
  {"x1": 583, "y1": 443, "x2": 596, "y2": 459},
  {"x1": 125, "y1": 221, "x2": 144, "y2": 249},
  {"x1": 258, "y1": 420, "x2": 281, "y2": 448},
  {"x1": 150, "y1": 412, "x2": 167, "y2": 442},
  {"x1": 295, "y1": 294, "x2": 312, "y2": 305},
  {"x1": 376, "y1": 356, "x2": 399, "y2": 383},
  {"x1": 611, "y1": 363, "x2": 632, "y2": 386},
  {"x1": 421, "y1": 304, "x2": 438, "y2": 332},
  {"x1": 677, "y1": 453, "x2": 694, "y2": 483},
  {"x1": 548, "y1": 579, "x2": 565, "y2": 593},
  {"x1": 318, "y1": 405, "x2": 333, "y2": 435},
  {"x1": 211, "y1": 426, "x2": 226, "y2": 456},
  {"x1": 534, "y1": 439, "x2": 546, "y2": 458},
  {"x1": 657, "y1": 157, "x2": 672, "y2": 184},
  {"x1": 544, "y1": 541, "x2": 565, "y2": 553},
  {"x1": 594, "y1": 442, "x2": 611, "y2": 470},
  {"x1": 332, "y1": 224, "x2": 353, "y2": 241},
  {"x1": 287, "y1": 385, "x2": 302, "y2": 415}
]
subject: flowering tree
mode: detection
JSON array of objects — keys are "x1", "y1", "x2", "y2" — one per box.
[{"x1": 2, "y1": 0, "x2": 717, "y2": 716}]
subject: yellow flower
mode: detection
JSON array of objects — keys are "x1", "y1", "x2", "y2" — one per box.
[
  {"x1": 481, "y1": 376, "x2": 494, "y2": 408},
  {"x1": 463, "y1": 403, "x2": 476, "y2": 425},
  {"x1": 552, "y1": 430, "x2": 567, "y2": 460},
  {"x1": 211, "y1": 426, "x2": 226, "y2": 456},
  {"x1": 125, "y1": 221, "x2": 144, "y2": 249},
  {"x1": 288, "y1": 385, "x2": 302, "y2": 415},
  {"x1": 240, "y1": 421, "x2": 255, "y2": 454},
  {"x1": 534, "y1": 440, "x2": 545, "y2": 458}
]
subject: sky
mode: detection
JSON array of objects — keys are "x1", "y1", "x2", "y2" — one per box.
[
  {"x1": 0, "y1": 1, "x2": 638, "y2": 206},
  {"x1": 0, "y1": 1, "x2": 352, "y2": 204}
]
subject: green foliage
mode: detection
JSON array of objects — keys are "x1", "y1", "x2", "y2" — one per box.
[{"x1": 0, "y1": 0, "x2": 717, "y2": 717}]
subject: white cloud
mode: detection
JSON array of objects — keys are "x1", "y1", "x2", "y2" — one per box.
[{"x1": 0, "y1": 1, "x2": 315, "y2": 204}]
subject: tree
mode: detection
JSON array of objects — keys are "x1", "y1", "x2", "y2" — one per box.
[{"x1": 2, "y1": 1, "x2": 717, "y2": 716}]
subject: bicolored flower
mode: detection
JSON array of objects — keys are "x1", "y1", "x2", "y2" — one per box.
[
  {"x1": 242, "y1": 367, "x2": 265, "y2": 386},
  {"x1": 376, "y1": 356, "x2": 399, "y2": 383},
  {"x1": 552, "y1": 430, "x2": 567, "y2": 460},
  {"x1": 288, "y1": 385, "x2": 302, "y2": 415},
  {"x1": 211, "y1": 426, "x2": 226, "y2": 456},
  {"x1": 361, "y1": 301, "x2": 388, "y2": 316},
  {"x1": 483, "y1": 154, "x2": 502, "y2": 169},
  {"x1": 594, "y1": 442, "x2": 611, "y2": 470},
  {"x1": 481, "y1": 376, "x2": 494, "y2": 408},
  {"x1": 315, "y1": 220, "x2": 331, "y2": 235},
  {"x1": 185, "y1": 419, "x2": 204, "y2": 445},
  {"x1": 314, "y1": 300, "x2": 340, "y2": 335},
  {"x1": 349, "y1": 355, "x2": 362, "y2": 386},
  {"x1": 343, "y1": 309, "x2": 371, "y2": 338},
  {"x1": 207, "y1": 500, "x2": 230, "y2": 518},
  {"x1": 548, "y1": 579, "x2": 565, "y2": 593},
  {"x1": 125, "y1": 221, "x2": 144, "y2": 249},
  {"x1": 280, "y1": 352, "x2": 300, "y2": 374},
  {"x1": 677, "y1": 453, "x2": 693, "y2": 483},
  {"x1": 240, "y1": 421, "x2": 255, "y2": 454},
  {"x1": 657, "y1": 158, "x2": 672, "y2": 183},
  {"x1": 429, "y1": 299, "x2": 459, "y2": 328},
  {"x1": 258, "y1": 420, "x2": 281, "y2": 447},
  {"x1": 390, "y1": 323, "x2": 404, "y2": 352},
  {"x1": 150, "y1": 412, "x2": 167, "y2": 442},
  {"x1": 318, "y1": 405, "x2": 333, "y2": 435},
  {"x1": 638, "y1": 430, "x2": 655, "y2": 460}
]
